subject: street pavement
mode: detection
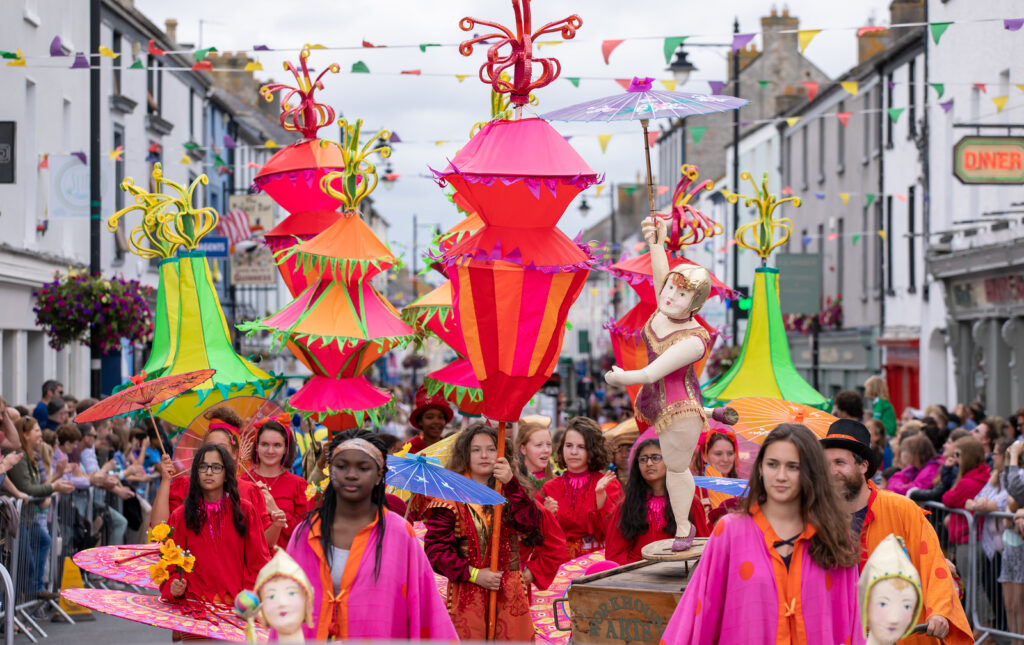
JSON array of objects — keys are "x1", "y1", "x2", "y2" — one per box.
[{"x1": 17, "y1": 603, "x2": 165, "y2": 645}]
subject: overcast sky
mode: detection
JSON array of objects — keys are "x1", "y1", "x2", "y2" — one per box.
[{"x1": 136, "y1": 0, "x2": 890, "y2": 260}]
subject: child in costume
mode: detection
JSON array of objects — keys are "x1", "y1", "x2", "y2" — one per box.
[
  {"x1": 694, "y1": 426, "x2": 743, "y2": 527},
  {"x1": 512, "y1": 423, "x2": 567, "y2": 597},
  {"x1": 423, "y1": 423, "x2": 541, "y2": 641},
  {"x1": 514, "y1": 420, "x2": 554, "y2": 488},
  {"x1": 161, "y1": 443, "x2": 271, "y2": 605},
  {"x1": 605, "y1": 218, "x2": 718, "y2": 551},
  {"x1": 859, "y1": 534, "x2": 923, "y2": 645},
  {"x1": 661, "y1": 423, "x2": 863, "y2": 644},
  {"x1": 249, "y1": 416, "x2": 308, "y2": 549},
  {"x1": 605, "y1": 438, "x2": 674, "y2": 565},
  {"x1": 539, "y1": 417, "x2": 622, "y2": 560},
  {"x1": 406, "y1": 386, "x2": 453, "y2": 454},
  {"x1": 285, "y1": 430, "x2": 456, "y2": 641}
]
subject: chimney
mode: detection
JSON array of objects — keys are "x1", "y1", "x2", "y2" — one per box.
[
  {"x1": 761, "y1": 4, "x2": 799, "y2": 58},
  {"x1": 164, "y1": 19, "x2": 178, "y2": 47},
  {"x1": 890, "y1": 0, "x2": 925, "y2": 27}
]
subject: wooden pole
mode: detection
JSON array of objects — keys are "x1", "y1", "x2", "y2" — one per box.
[
  {"x1": 640, "y1": 119, "x2": 657, "y2": 219},
  {"x1": 146, "y1": 408, "x2": 168, "y2": 455},
  {"x1": 485, "y1": 420, "x2": 507, "y2": 640}
]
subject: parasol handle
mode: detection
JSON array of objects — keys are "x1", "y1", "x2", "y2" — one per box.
[
  {"x1": 146, "y1": 408, "x2": 168, "y2": 455},
  {"x1": 486, "y1": 420, "x2": 507, "y2": 641},
  {"x1": 640, "y1": 119, "x2": 657, "y2": 222}
]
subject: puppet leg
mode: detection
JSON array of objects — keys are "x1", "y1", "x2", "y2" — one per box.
[{"x1": 658, "y1": 416, "x2": 703, "y2": 547}]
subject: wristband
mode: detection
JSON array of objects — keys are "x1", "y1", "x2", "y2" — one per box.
[{"x1": 469, "y1": 567, "x2": 480, "y2": 584}]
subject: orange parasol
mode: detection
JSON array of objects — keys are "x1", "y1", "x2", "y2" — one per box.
[
  {"x1": 727, "y1": 397, "x2": 837, "y2": 445},
  {"x1": 172, "y1": 396, "x2": 285, "y2": 479}
]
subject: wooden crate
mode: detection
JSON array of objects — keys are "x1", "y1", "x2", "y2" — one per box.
[{"x1": 563, "y1": 559, "x2": 695, "y2": 644}]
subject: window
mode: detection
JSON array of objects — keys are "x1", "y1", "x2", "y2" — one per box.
[
  {"x1": 113, "y1": 126, "x2": 126, "y2": 261},
  {"x1": 189, "y1": 90, "x2": 195, "y2": 140},
  {"x1": 907, "y1": 186, "x2": 916, "y2": 293},
  {"x1": 874, "y1": 87, "x2": 883, "y2": 155},
  {"x1": 801, "y1": 228, "x2": 808, "y2": 254},
  {"x1": 801, "y1": 127, "x2": 808, "y2": 189},
  {"x1": 817, "y1": 117, "x2": 825, "y2": 183},
  {"x1": 837, "y1": 218, "x2": 844, "y2": 298},
  {"x1": 783, "y1": 135, "x2": 792, "y2": 187},
  {"x1": 147, "y1": 57, "x2": 162, "y2": 115},
  {"x1": 861, "y1": 209, "x2": 868, "y2": 301},
  {"x1": 62, "y1": 98, "x2": 72, "y2": 152},
  {"x1": 908, "y1": 60, "x2": 917, "y2": 138},
  {"x1": 112, "y1": 31, "x2": 122, "y2": 95},
  {"x1": 837, "y1": 100, "x2": 845, "y2": 174},
  {"x1": 886, "y1": 74, "x2": 894, "y2": 148},
  {"x1": 885, "y1": 195, "x2": 893, "y2": 293},
  {"x1": 862, "y1": 90, "x2": 871, "y2": 163},
  {"x1": 817, "y1": 223, "x2": 824, "y2": 255}
]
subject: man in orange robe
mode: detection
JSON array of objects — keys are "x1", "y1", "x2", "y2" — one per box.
[{"x1": 822, "y1": 419, "x2": 971, "y2": 645}]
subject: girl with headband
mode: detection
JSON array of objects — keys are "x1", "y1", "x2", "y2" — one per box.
[
  {"x1": 285, "y1": 430, "x2": 457, "y2": 640},
  {"x1": 249, "y1": 415, "x2": 307, "y2": 549}
]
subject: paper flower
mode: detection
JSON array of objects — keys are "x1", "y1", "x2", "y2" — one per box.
[
  {"x1": 147, "y1": 523, "x2": 172, "y2": 543},
  {"x1": 149, "y1": 562, "x2": 171, "y2": 585}
]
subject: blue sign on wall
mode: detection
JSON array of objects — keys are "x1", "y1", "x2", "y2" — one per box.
[{"x1": 196, "y1": 236, "x2": 229, "y2": 258}]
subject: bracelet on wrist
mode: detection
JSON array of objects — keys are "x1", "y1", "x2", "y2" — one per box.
[{"x1": 469, "y1": 567, "x2": 480, "y2": 584}]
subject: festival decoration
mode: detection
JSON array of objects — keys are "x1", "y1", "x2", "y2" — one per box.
[
  {"x1": 726, "y1": 397, "x2": 837, "y2": 444},
  {"x1": 147, "y1": 525, "x2": 196, "y2": 588},
  {"x1": 386, "y1": 453, "x2": 506, "y2": 505},
  {"x1": 73, "y1": 545, "x2": 160, "y2": 590},
  {"x1": 859, "y1": 534, "x2": 924, "y2": 644},
  {"x1": 106, "y1": 164, "x2": 282, "y2": 426},
  {"x1": 702, "y1": 172, "x2": 828, "y2": 409},
  {"x1": 173, "y1": 396, "x2": 285, "y2": 476}
]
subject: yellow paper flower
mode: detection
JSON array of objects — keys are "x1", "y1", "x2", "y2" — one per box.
[
  {"x1": 148, "y1": 523, "x2": 172, "y2": 543},
  {"x1": 149, "y1": 562, "x2": 170, "y2": 585},
  {"x1": 305, "y1": 484, "x2": 318, "y2": 501},
  {"x1": 160, "y1": 539, "x2": 184, "y2": 564},
  {"x1": 180, "y1": 553, "x2": 196, "y2": 574}
]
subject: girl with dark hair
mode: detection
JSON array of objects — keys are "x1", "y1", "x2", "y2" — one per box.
[
  {"x1": 161, "y1": 444, "x2": 270, "y2": 605},
  {"x1": 661, "y1": 423, "x2": 862, "y2": 644},
  {"x1": 605, "y1": 439, "x2": 675, "y2": 565},
  {"x1": 249, "y1": 416, "x2": 307, "y2": 548},
  {"x1": 423, "y1": 423, "x2": 541, "y2": 641},
  {"x1": 285, "y1": 429, "x2": 456, "y2": 641},
  {"x1": 539, "y1": 416, "x2": 622, "y2": 560}
]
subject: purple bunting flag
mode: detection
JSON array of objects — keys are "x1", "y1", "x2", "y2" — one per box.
[
  {"x1": 940, "y1": 99, "x2": 954, "y2": 113},
  {"x1": 50, "y1": 36, "x2": 67, "y2": 56},
  {"x1": 70, "y1": 52, "x2": 89, "y2": 69},
  {"x1": 253, "y1": 44, "x2": 270, "y2": 51},
  {"x1": 223, "y1": 134, "x2": 237, "y2": 149},
  {"x1": 732, "y1": 33, "x2": 755, "y2": 52},
  {"x1": 708, "y1": 80, "x2": 726, "y2": 95},
  {"x1": 71, "y1": 152, "x2": 87, "y2": 165},
  {"x1": 1004, "y1": 18, "x2": 1023, "y2": 31}
]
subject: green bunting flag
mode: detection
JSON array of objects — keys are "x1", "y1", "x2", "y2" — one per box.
[
  {"x1": 566, "y1": 77, "x2": 580, "y2": 87},
  {"x1": 887, "y1": 107, "x2": 905, "y2": 123},
  {"x1": 865, "y1": 193, "x2": 876, "y2": 208},
  {"x1": 758, "y1": 80, "x2": 770, "y2": 90},
  {"x1": 623, "y1": 186, "x2": 640, "y2": 195},
  {"x1": 128, "y1": 58, "x2": 144, "y2": 69},
  {"x1": 929, "y1": 82, "x2": 945, "y2": 99},
  {"x1": 213, "y1": 154, "x2": 227, "y2": 167},
  {"x1": 690, "y1": 126, "x2": 707, "y2": 145},
  {"x1": 182, "y1": 142, "x2": 200, "y2": 150},
  {"x1": 351, "y1": 61, "x2": 369, "y2": 73},
  {"x1": 663, "y1": 36, "x2": 688, "y2": 64},
  {"x1": 930, "y1": 22, "x2": 953, "y2": 45},
  {"x1": 0, "y1": 50, "x2": 19, "y2": 59},
  {"x1": 852, "y1": 233, "x2": 861, "y2": 246},
  {"x1": 194, "y1": 47, "x2": 217, "y2": 62},
  {"x1": 418, "y1": 43, "x2": 441, "y2": 53}
]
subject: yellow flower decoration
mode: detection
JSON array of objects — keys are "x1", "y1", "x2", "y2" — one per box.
[
  {"x1": 305, "y1": 483, "x2": 319, "y2": 501},
  {"x1": 319, "y1": 119, "x2": 391, "y2": 214},
  {"x1": 180, "y1": 552, "x2": 196, "y2": 574},
  {"x1": 160, "y1": 538, "x2": 184, "y2": 563},
  {"x1": 149, "y1": 562, "x2": 171, "y2": 585},
  {"x1": 148, "y1": 523, "x2": 172, "y2": 543}
]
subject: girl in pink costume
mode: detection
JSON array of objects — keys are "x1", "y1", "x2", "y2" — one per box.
[{"x1": 660, "y1": 423, "x2": 863, "y2": 644}]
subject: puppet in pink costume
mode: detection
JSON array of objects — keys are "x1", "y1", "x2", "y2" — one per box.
[
  {"x1": 606, "y1": 218, "x2": 732, "y2": 550},
  {"x1": 659, "y1": 508, "x2": 864, "y2": 645}
]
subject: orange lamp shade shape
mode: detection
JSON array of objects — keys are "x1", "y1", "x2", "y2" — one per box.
[
  {"x1": 264, "y1": 209, "x2": 342, "y2": 297},
  {"x1": 402, "y1": 281, "x2": 467, "y2": 358},
  {"x1": 291, "y1": 211, "x2": 397, "y2": 283},
  {"x1": 424, "y1": 358, "x2": 485, "y2": 417},
  {"x1": 254, "y1": 139, "x2": 347, "y2": 214}
]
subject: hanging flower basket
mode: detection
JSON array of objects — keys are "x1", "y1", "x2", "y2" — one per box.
[{"x1": 32, "y1": 270, "x2": 155, "y2": 355}]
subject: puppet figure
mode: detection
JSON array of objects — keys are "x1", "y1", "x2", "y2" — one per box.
[
  {"x1": 237, "y1": 548, "x2": 315, "y2": 643},
  {"x1": 859, "y1": 533, "x2": 923, "y2": 645},
  {"x1": 605, "y1": 218, "x2": 729, "y2": 551}
]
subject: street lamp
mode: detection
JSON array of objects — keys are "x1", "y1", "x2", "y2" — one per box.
[
  {"x1": 578, "y1": 197, "x2": 591, "y2": 216},
  {"x1": 667, "y1": 44, "x2": 697, "y2": 86}
]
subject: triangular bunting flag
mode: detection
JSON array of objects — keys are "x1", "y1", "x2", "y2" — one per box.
[
  {"x1": 992, "y1": 96, "x2": 1008, "y2": 113},
  {"x1": 623, "y1": 186, "x2": 639, "y2": 195},
  {"x1": 940, "y1": 99, "x2": 955, "y2": 113},
  {"x1": 223, "y1": 134, "x2": 237, "y2": 149},
  {"x1": 147, "y1": 40, "x2": 165, "y2": 56},
  {"x1": 929, "y1": 22, "x2": 953, "y2": 45},
  {"x1": 401, "y1": 69, "x2": 421, "y2": 75},
  {"x1": 974, "y1": 83, "x2": 987, "y2": 93},
  {"x1": 253, "y1": 45, "x2": 270, "y2": 51},
  {"x1": 244, "y1": 60, "x2": 262, "y2": 71},
  {"x1": 351, "y1": 61, "x2": 369, "y2": 73},
  {"x1": 50, "y1": 36, "x2": 67, "y2": 57},
  {"x1": 887, "y1": 107, "x2": 905, "y2": 123},
  {"x1": 781, "y1": 186, "x2": 793, "y2": 195},
  {"x1": 878, "y1": 230, "x2": 887, "y2": 241},
  {"x1": 455, "y1": 74, "x2": 471, "y2": 83},
  {"x1": 801, "y1": 81, "x2": 818, "y2": 101},
  {"x1": 690, "y1": 126, "x2": 706, "y2": 145},
  {"x1": 307, "y1": 44, "x2": 326, "y2": 49},
  {"x1": 598, "y1": 134, "x2": 613, "y2": 153},
  {"x1": 896, "y1": 193, "x2": 907, "y2": 202},
  {"x1": 839, "y1": 193, "x2": 850, "y2": 205},
  {"x1": 708, "y1": 80, "x2": 726, "y2": 95},
  {"x1": 596, "y1": 186, "x2": 606, "y2": 198},
  {"x1": 194, "y1": 47, "x2": 217, "y2": 62},
  {"x1": 179, "y1": 155, "x2": 192, "y2": 165},
  {"x1": 758, "y1": 80, "x2": 770, "y2": 90},
  {"x1": 865, "y1": 194, "x2": 876, "y2": 208},
  {"x1": 128, "y1": 58, "x2": 144, "y2": 69},
  {"x1": 827, "y1": 233, "x2": 839, "y2": 241},
  {"x1": 108, "y1": 146, "x2": 123, "y2": 161},
  {"x1": 785, "y1": 117, "x2": 801, "y2": 127},
  {"x1": 38, "y1": 154, "x2": 48, "y2": 169},
  {"x1": 815, "y1": 193, "x2": 826, "y2": 200},
  {"x1": 841, "y1": 81, "x2": 859, "y2": 96},
  {"x1": 858, "y1": 26, "x2": 887, "y2": 38},
  {"x1": 929, "y1": 82, "x2": 945, "y2": 98},
  {"x1": 0, "y1": 51, "x2": 18, "y2": 59},
  {"x1": 418, "y1": 43, "x2": 441, "y2": 53},
  {"x1": 732, "y1": 33, "x2": 755, "y2": 52},
  {"x1": 264, "y1": 140, "x2": 279, "y2": 148},
  {"x1": 852, "y1": 233, "x2": 861, "y2": 245},
  {"x1": 660, "y1": 80, "x2": 677, "y2": 91},
  {"x1": 837, "y1": 112, "x2": 852, "y2": 127},
  {"x1": 566, "y1": 77, "x2": 580, "y2": 87},
  {"x1": 798, "y1": 29, "x2": 821, "y2": 53},
  {"x1": 663, "y1": 36, "x2": 688, "y2": 64},
  {"x1": 6, "y1": 50, "x2": 25, "y2": 67},
  {"x1": 71, "y1": 53, "x2": 90, "y2": 69},
  {"x1": 192, "y1": 60, "x2": 212, "y2": 71},
  {"x1": 1017, "y1": 84, "x2": 1024, "y2": 94},
  {"x1": 98, "y1": 46, "x2": 118, "y2": 59},
  {"x1": 601, "y1": 39, "x2": 625, "y2": 64},
  {"x1": 657, "y1": 185, "x2": 670, "y2": 196},
  {"x1": 615, "y1": 79, "x2": 632, "y2": 91},
  {"x1": 647, "y1": 131, "x2": 659, "y2": 147},
  {"x1": 1006, "y1": 18, "x2": 1024, "y2": 31},
  {"x1": 362, "y1": 40, "x2": 380, "y2": 48}
]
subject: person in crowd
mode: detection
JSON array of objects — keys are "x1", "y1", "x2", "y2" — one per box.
[
  {"x1": 377, "y1": 433, "x2": 403, "y2": 455},
  {"x1": 887, "y1": 433, "x2": 942, "y2": 495},
  {"x1": 75, "y1": 421, "x2": 133, "y2": 544},
  {"x1": 52, "y1": 423, "x2": 91, "y2": 490},
  {"x1": 607, "y1": 431, "x2": 636, "y2": 489},
  {"x1": 605, "y1": 438, "x2": 675, "y2": 565},
  {"x1": 286, "y1": 430, "x2": 457, "y2": 640},
  {"x1": 33, "y1": 380, "x2": 62, "y2": 431},
  {"x1": 161, "y1": 443, "x2": 270, "y2": 607},
  {"x1": 662, "y1": 423, "x2": 862, "y2": 644},
  {"x1": 833, "y1": 390, "x2": 865, "y2": 422},
  {"x1": 893, "y1": 420, "x2": 922, "y2": 465},
  {"x1": 822, "y1": 418, "x2": 972, "y2": 643},
  {"x1": 973, "y1": 416, "x2": 1003, "y2": 467},
  {"x1": 248, "y1": 416, "x2": 307, "y2": 549},
  {"x1": 1001, "y1": 438, "x2": 1024, "y2": 642},
  {"x1": 866, "y1": 418, "x2": 892, "y2": 472},
  {"x1": 864, "y1": 376, "x2": 897, "y2": 437},
  {"x1": 924, "y1": 404, "x2": 952, "y2": 432},
  {"x1": 538, "y1": 417, "x2": 622, "y2": 560},
  {"x1": 908, "y1": 428, "x2": 969, "y2": 504},
  {"x1": 424, "y1": 423, "x2": 541, "y2": 640},
  {"x1": 405, "y1": 387, "x2": 452, "y2": 454},
  {"x1": 45, "y1": 398, "x2": 68, "y2": 431},
  {"x1": 510, "y1": 445, "x2": 566, "y2": 600},
  {"x1": 515, "y1": 421, "x2": 555, "y2": 488},
  {"x1": 1007, "y1": 439, "x2": 1024, "y2": 507},
  {"x1": 942, "y1": 436, "x2": 991, "y2": 625},
  {"x1": 7, "y1": 417, "x2": 74, "y2": 599},
  {"x1": 966, "y1": 436, "x2": 1013, "y2": 632},
  {"x1": 692, "y1": 426, "x2": 743, "y2": 527},
  {"x1": 0, "y1": 397, "x2": 21, "y2": 451},
  {"x1": 1011, "y1": 407, "x2": 1024, "y2": 440}
]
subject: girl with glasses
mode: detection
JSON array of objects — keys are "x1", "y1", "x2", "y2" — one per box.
[
  {"x1": 161, "y1": 443, "x2": 271, "y2": 607},
  {"x1": 605, "y1": 439, "x2": 675, "y2": 565}
]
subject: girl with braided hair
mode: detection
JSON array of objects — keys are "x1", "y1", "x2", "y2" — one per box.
[{"x1": 285, "y1": 429, "x2": 456, "y2": 641}]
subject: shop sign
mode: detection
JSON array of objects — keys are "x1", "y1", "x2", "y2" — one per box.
[{"x1": 953, "y1": 136, "x2": 1024, "y2": 184}]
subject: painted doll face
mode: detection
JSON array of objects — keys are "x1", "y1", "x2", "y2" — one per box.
[
  {"x1": 658, "y1": 275, "x2": 696, "y2": 319},
  {"x1": 260, "y1": 577, "x2": 307, "y2": 637},
  {"x1": 468, "y1": 433, "x2": 498, "y2": 480},
  {"x1": 520, "y1": 430, "x2": 552, "y2": 474},
  {"x1": 866, "y1": 578, "x2": 918, "y2": 644},
  {"x1": 706, "y1": 437, "x2": 736, "y2": 476}
]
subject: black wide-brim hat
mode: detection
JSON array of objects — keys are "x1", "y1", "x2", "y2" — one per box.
[{"x1": 820, "y1": 418, "x2": 879, "y2": 479}]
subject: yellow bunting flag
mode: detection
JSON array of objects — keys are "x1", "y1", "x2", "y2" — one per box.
[
  {"x1": 455, "y1": 74, "x2": 471, "y2": 83},
  {"x1": 179, "y1": 154, "x2": 192, "y2": 165},
  {"x1": 435, "y1": 141, "x2": 445, "y2": 146},
  {"x1": 535, "y1": 41, "x2": 562, "y2": 49},
  {"x1": 307, "y1": 43, "x2": 326, "y2": 49},
  {"x1": 597, "y1": 134, "x2": 613, "y2": 153},
  {"x1": 108, "y1": 145, "x2": 123, "y2": 161},
  {"x1": 877, "y1": 230, "x2": 887, "y2": 241},
  {"x1": 264, "y1": 139, "x2": 279, "y2": 149},
  {"x1": 798, "y1": 30, "x2": 821, "y2": 53},
  {"x1": 660, "y1": 79, "x2": 677, "y2": 91},
  {"x1": 1017, "y1": 84, "x2": 1024, "y2": 94},
  {"x1": 839, "y1": 193, "x2": 851, "y2": 205},
  {"x1": 6, "y1": 49, "x2": 25, "y2": 66},
  {"x1": 98, "y1": 46, "x2": 119, "y2": 59},
  {"x1": 841, "y1": 81, "x2": 859, "y2": 96},
  {"x1": 596, "y1": 185, "x2": 606, "y2": 198},
  {"x1": 244, "y1": 60, "x2": 263, "y2": 72},
  {"x1": 992, "y1": 96, "x2": 1008, "y2": 113},
  {"x1": 785, "y1": 117, "x2": 801, "y2": 127}
]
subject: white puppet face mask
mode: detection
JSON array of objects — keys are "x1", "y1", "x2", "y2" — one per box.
[{"x1": 866, "y1": 578, "x2": 918, "y2": 644}]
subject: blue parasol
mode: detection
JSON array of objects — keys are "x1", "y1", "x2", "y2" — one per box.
[
  {"x1": 386, "y1": 453, "x2": 506, "y2": 505},
  {"x1": 693, "y1": 475, "x2": 749, "y2": 497}
]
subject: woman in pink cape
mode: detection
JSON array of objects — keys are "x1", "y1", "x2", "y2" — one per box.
[
  {"x1": 285, "y1": 430, "x2": 457, "y2": 641},
  {"x1": 660, "y1": 423, "x2": 864, "y2": 645}
]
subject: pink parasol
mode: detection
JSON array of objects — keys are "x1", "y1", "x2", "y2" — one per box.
[
  {"x1": 73, "y1": 545, "x2": 159, "y2": 590},
  {"x1": 60, "y1": 588, "x2": 266, "y2": 642}
]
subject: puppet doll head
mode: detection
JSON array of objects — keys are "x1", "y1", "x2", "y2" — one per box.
[
  {"x1": 858, "y1": 534, "x2": 923, "y2": 645},
  {"x1": 659, "y1": 265, "x2": 710, "y2": 320},
  {"x1": 254, "y1": 549, "x2": 315, "y2": 641}
]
